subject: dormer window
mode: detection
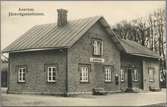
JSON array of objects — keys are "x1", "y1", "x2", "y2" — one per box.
[{"x1": 92, "y1": 39, "x2": 103, "y2": 56}]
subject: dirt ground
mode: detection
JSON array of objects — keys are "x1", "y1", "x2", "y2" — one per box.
[{"x1": 1, "y1": 88, "x2": 166, "y2": 106}]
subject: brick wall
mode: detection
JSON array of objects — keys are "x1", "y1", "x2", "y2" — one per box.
[
  {"x1": 8, "y1": 49, "x2": 67, "y2": 95},
  {"x1": 67, "y1": 21, "x2": 121, "y2": 94},
  {"x1": 142, "y1": 58, "x2": 160, "y2": 91},
  {"x1": 120, "y1": 54, "x2": 143, "y2": 91},
  {"x1": 121, "y1": 54, "x2": 160, "y2": 91}
]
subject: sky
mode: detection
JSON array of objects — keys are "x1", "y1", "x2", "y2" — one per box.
[{"x1": 1, "y1": 1, "x2": 165, "y2": 50}]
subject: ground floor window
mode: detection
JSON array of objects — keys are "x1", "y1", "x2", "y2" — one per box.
[
  {"x1": 120, "y1": 68, "x2": 125, "y2": 82},
  {"x1": 18, "y1": 67, "x2": 26, "y2": 82},
  {"x1": 132, "y1": 69, "x2": 138, "y2": 81},
  {"x1": 104, "y1": 65, "x2": 113, "y2": 82},
  {"x1": 79, "y1": 64, "x2": 90, "y2": 83},
  {"x1": 148, "y1": 68, "x2": 154, "y2": 82},
  {"x1": 47, "y1": 66, "x2": 56, "y2": 82}
]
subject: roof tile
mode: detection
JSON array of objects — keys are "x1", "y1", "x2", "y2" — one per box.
[
  {"x1": 120, "y1": 39, "x2": 160, "y2": 58},
  {"x1": 2, "y1": 16, "x2": 160, "y2": 59},
  {"x1": 3, "y1": 16, "x2": 101, "y2": 52}
]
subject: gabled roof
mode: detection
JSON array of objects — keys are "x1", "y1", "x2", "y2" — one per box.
[
  {"x1": 3, "y1": 16, "x2": 108, "y2": 53},
  {"x1": 2, "y1": 16, "x2": 160, "y2": 59},
  {"x1": 119, "y1": 39, "x2": 160, "y2": 59}
]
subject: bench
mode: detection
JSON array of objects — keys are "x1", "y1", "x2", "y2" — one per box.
[
  {"x1": 92, "y1": 88, "x2": 107, "y2": 95},
  {"x1": 149, "y1": 87, "x2": 161, "y2": 92}
]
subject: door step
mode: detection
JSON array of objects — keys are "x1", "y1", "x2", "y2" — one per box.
[{"x1": 125, "y1": 88, "x2": 143, "y2": 93}]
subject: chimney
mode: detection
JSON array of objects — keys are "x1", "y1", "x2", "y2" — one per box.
[{"x1": 57, "y1": 9, "x2": 68, "y2": 27}]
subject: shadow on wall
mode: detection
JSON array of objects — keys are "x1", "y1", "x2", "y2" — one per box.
[{"x1": 1, "y1": 55, "x2": 8, "y2": 87}]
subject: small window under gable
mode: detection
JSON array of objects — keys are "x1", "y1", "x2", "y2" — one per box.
[{"x1": 92, "y1": 39, "x2": 103, "y2": 56}]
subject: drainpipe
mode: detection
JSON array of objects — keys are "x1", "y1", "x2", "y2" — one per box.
[{"x1": 65, "y1": 48, "x2": 68, "y2": 97}]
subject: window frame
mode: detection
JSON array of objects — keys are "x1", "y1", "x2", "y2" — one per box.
[
  {"x1": 44, "y1": 64, "x2": 58, "y2": 83},
  {"x1": 92, "y1": 38, "x2": 103, "y2": 57},
  {"x1": 79, "y1": 64, "x2": 90, "y2": 83},
  {"x1": 148, "y1": 68, "x2": 155, "y2": 82},
  {"x1": 132, "y1": 69, "x2": 139, "y2": 82},
  {"x1": 104, "y1": 65, "x2": 113, "y2": 83},
  {"x1": 47, "y1": 66, "x2": 57, "y2": 82},
  {"x1": 17, "y1": 65, "x2": 27, "y2": 83},
  {"x1": 120, "y1": 68, "x2": 125, "y2": 82}
]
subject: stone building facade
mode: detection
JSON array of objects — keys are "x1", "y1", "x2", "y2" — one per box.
[{"x1": 3, "y1": 9, "x2": 161, "y2": 96}]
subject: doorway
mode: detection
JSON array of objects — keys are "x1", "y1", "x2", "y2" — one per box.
[
  {"x1": 94, "y1": 63, "x2": 103, "y2": 87},
  {"x1": 127, "y1": 69, "x2": 132, "y2": 88}
]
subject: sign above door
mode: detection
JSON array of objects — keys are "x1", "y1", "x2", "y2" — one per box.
[{"x1": 90, "y1": 57, "x2": 105, "y2": 63}]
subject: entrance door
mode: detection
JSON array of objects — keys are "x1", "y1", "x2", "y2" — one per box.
[
  {"x1": 94, "y1": 63, "x2": 103, "y2": 87},
  {"x1": 127, "y1": 69, "x2": 132, "y2": 88}
]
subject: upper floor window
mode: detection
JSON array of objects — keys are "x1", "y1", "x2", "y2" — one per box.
[
  {"x1": 93, "y1": 39, "x2": 103, "y2": 56},
  {"x1": 47, "y1": 66, "x2": 57, "y2": 82},
  {"x1": 120, "y1": 69, "x2": 125, "y2": 82},
  {"x1": 132, "y1": 69, "x2": 138, "y2": 81},
  {"x1": 18, "y1": 67, "x2": 26, "y2": 83},
  {"x1": 148, "y1": 68, "x2": 154, "y2": 82},
  {"x1": 79, "y1": 64, "x2": 90, "y2": 83},
  {"x1": 104, "y1": 66, "x2": 113, "y2": 82}
]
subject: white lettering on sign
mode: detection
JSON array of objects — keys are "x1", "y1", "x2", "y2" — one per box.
[{"x1": 90, "y1": 57, "x2": 105, "y2": 63}]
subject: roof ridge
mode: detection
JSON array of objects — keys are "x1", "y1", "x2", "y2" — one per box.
[
  {"x1": 121, "y1": 39, "x2": 153, "y2": 52},
  {"x1": 120, "y1": 39, "x2": 160, "y2": 58},
  {"x1": 34, "y1": 16, "x2": 102, "y2": 27},
  {"x1": 2, "y1": 15, "x2": 103, "y2": 53}
]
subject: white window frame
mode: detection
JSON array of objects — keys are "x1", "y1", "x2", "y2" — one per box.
[
  {"x1": 148, "y1": 68, "x2": 154, "y2": 82},
  {"x1": 93, "y1": 39, "x2": 103, "y2": 56},
  {"x1": 132, "y1": 69, "x2": 138, "y2": 81},
  {"x1": 80, "y1": 65, "x2": 89, "y2": 83},
  {"x1": 120, "y1": 69, "x2": 125, "y2": 82},
  {"x1": 104, "y1": 67, "x2": 112, "y2": 82},
  {"x1": 18, "y1": 67, "x2": 26, "y2": 82},
  {"x1": 47, "y1": 67, "x2": 56, "y2": 82}
]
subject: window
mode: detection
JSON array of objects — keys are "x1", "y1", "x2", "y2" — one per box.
[
  {"x1": 93, "y1": 39, "x2": 103, "y2": 56},
  {"x1": 18, "y1": 67, "x2": 26, "y2": 82},
  {"x1": 104, "y1": 66, "x2": 113, "y2": 82},
  {"x1": 120, "y1": 69, "x2": 125, "y2": 82},
  {"x1": 47, "y1": 67, "x2": 56, "y2": 82},
  {"x1": 132, "y1": 69, "x2": 138, "y2": 81},
  {"x1": 80, "y1": 64, "x2": 90, "y2": 83},
  {"x1": 148, "y1": 68, "x2": 154, "y2": 82}
]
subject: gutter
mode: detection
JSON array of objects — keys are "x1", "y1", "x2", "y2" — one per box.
[
  {"x1": 128, "y1": 53, "x2": 161, "y2": 59},
  {"x1": 2, "y1": 46, "x2": 69, "y2": 53}
]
